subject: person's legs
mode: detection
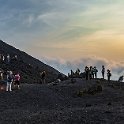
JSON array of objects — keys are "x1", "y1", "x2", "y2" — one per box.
[
  {"x1": 17, "y1": 85, "x2": 20, "y2": 89},
  {"x1": 95, "y1": 73, "x2": 97, "y2": 78},
  {"x1": 42, "y1": 79, "x2": 45, "y2": 84},
  {"x1": 44, "y1": 79, "x2": 46, "y2": 84},
  {"x1": 108, "y1": 76, "x2": 110, "y2": 81},
  {"x1": 9, "y1": 82, "x2": 12, "y2": 91},
  {"x1": 18, "y1": 81, "x2": 20, "y2": 89},
  {"x1": 102, "y1": 73, "x2": 104, "y2": 79},
  {"x1": 6, "y1": 82, "x2": 9, "y2": 91}
]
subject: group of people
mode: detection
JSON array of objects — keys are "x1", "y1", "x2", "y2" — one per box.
[
  {"x1": 85, "y1": 66, "x2": 98, "y2": 80},
  {"x1": 0, "y1": 54, "x2": 18, "y2": 63},
  {"x1": 85, "y1": 65, "x2": 112, "y2": 81},
  {"x1": 0, "y1": 70, "x2": 20, "y2": 91},
  {"x1": 0, "y1": 68, "x2": 47, "y2": 91}
]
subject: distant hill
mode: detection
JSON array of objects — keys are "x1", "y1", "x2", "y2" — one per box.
[{"x1": 0, "y1": 40, "x2": 64, "y2": 83}]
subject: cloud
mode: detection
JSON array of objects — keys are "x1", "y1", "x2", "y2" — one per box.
[
  {"x1": 0, "y1": 0, "x2": 124, "y2": 70},
  {"x1": 41, "y1": 56, "x2": 124, "y2": 80},
  {"x1": 1, "y1": 0, "x2": 124, "y2": 43}
]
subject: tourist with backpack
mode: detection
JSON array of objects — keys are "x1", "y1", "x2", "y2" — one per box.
[
  {"x1": 6, "y1": 71, "x2": 14, "y2": 91},
  {"x1": 107, "y1": 69, "x2": 112, "y2": 81}
]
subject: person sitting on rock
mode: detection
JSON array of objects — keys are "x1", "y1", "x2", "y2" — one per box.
[
  {"x1": 107, "y1": 69, "x2": 112, "y2": 81},
  {"x1": 14, "y1": 73, "x2": 21, "y2": 89},
  {"x1": 118, "y1": 76, "x2": 123, "y2": 82}
]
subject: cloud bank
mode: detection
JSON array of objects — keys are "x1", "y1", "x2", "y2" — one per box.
[{"x1": 41, "y1": 56, "x2": 124, "y2": 80}]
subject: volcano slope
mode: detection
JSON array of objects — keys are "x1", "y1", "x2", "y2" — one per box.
[
  {"x1": 0, "y1": 40, "x2": 62, "y2": 83},
  {"x1": 0, "y1": 78, "x2": 124, "y2": 124}
]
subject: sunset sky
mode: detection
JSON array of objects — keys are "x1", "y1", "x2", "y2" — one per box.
[{"x1": 0, "y1": 0, "x2": 124, "y2": 78}]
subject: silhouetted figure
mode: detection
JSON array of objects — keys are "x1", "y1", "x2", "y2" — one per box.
[
  {"x1": 41, "y1": 71, "x2": 46, "y2": 84},
  {"x1": 89, "y1": 66, "x2": 94, "y2": 79},
  {"x1": 75, "y1": 68, "x2": 80, "y2": 77},
  {"x1": 1, "y1": 54, "x2": 5, "y2": 63},
  {"x1": 71, "y1": 70, "x2": 74, "y2": 77},
  {"x1": 85, "y1": 66, "x2": 89, "y2": 80},
  {"x1": 107, "y1": 69, "x2": 111, "y2": 81},
  {"x1": 118, "y1": 76, "x2": 123, "y2": 82},
  {"x1": 68, "y1": 73, "x2": 70, "y2": 77},
  {"x1": 93, "y1": 67, "x2": 98, "y2": 78},
  {"x1": 102, "y1": 65, "x2": 105, "y2": 79}
]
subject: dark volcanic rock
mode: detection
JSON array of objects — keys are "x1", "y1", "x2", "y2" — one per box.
[{"x1": 0, "y1": 78, "x2": 124, "y2": 124}]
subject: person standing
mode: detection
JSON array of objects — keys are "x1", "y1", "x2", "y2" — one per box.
[
  {"x1": 85, "y1": 66, "x2": 89, "y2": 80},
  {"x1": 93, "y1": 67, "x2": 98, "y2": 78},
  {"x1": 41, "y1": 71, "x2": 46, "y2": 84},
  {"x1": 6, "y1": 71, "x2": 13, "y2": 91},
  {"x1": 2, "y1": 55, "x2": 5, "y2": 63},
  {"x1": 89, "y1": 66, "x2": 94, "y2": 79},
  {"x1": 14, "y1": 73, "x2": 21, "y2": 89},
  {"x1": 107, "y1": 69, "x2": 112, "y2": 81},
  {"x1": 6, "y1": 54, "x2": 10, "y2": 63},
  {"x1": 0, "y1": 71, "x2": 3, "y2": 80},
  {"x1": 101, "y1": 65, "x2": 105, "y2": 79}
]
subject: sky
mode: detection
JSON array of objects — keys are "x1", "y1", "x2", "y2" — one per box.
[{"x1": 0, "y1": 0, "x2": 124, "y2": 79}]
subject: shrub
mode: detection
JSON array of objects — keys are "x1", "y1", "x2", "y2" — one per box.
[
  {"x1": 87, "y1": 84, "x2": 102, "y2": 95},
  {"x1": 76, "y1": 84, "x2": 102, "y2": 97},
  {"x1": 70, "y1": 78, "x2": 76, "y2": 84},
  {"x1": 76, "y1": 88, "x2": 87, "y2": 97},
  {"x1": 77, "y1": 91, "x2": 84, "y2": 97}
]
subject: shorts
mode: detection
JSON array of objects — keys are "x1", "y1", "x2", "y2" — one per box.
[{"x1": 14, "y1": 81, "x2": 20, "y2": 85}]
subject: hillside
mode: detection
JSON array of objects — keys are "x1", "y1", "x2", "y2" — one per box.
[
  {"x1": 0, "y1": 78, "x2": 124, "y2": 124},
  {"x1": 0, "y1": 40, "x2": 63, "y2": 83}
]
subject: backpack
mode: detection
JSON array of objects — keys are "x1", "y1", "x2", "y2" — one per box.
[{"x1": 8, "y1": 75, "x2": 13, "y2": 82}]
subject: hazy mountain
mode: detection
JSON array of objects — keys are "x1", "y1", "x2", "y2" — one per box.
[{"x1": 0, "y1": 40, "x2": 63, "y2": 83}]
